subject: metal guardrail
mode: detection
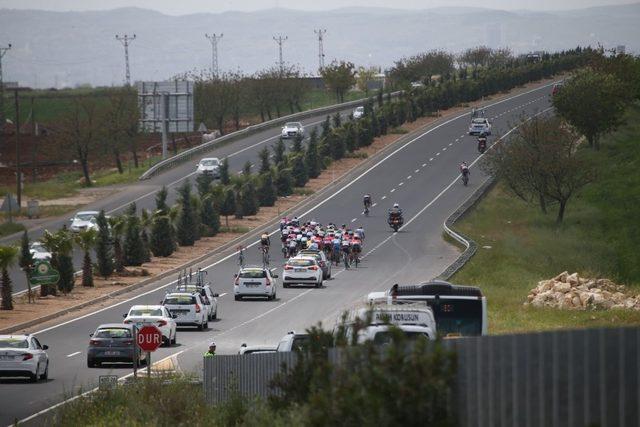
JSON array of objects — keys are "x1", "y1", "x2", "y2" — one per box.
[
  {"x1": 140, "y1": 91, "x2": 403, "y2": 180},
  {"x1": 204, "y1": 327, "x2": 640, "y2": 427}
]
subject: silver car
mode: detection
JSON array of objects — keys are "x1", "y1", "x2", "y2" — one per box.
[
  {"x1": 297, "y1": 249, "x2": 331, "y2": 279},
  {"x1": 281, "y1": 122, "x2": 304, "y2": 139}
]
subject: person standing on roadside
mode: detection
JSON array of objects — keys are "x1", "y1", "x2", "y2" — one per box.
[{"x1": 204, "y1": 342, "x2": 216, "y2": 357}]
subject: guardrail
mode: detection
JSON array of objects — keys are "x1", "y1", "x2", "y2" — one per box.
[
  {"x1": 204, "y1": 327, "x2": 640, "y2": 427},
  {"x1": 140, "y1": 91, "x2": 403, "y2": 180}
]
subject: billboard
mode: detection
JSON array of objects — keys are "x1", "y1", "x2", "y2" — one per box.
[{"x1": 137, "y1": 80, "x2": 194, "y2": 133}]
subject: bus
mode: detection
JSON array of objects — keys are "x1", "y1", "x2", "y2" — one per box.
[{"x1": 367, "y1": 280, "x2": 488, "y2": 337}]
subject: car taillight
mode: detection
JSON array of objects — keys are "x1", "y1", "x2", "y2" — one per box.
[
  {"x1": 265, "y1": 278, "x2": 271, "y2": 286},
  {"x1": 90, "y1": 339, "x2": 100, "y2": 346},
  {"x1": 22, "y1": 353, "x2": 33, "y2": 361},
  {"x1": 309, "y1": 266, "x2": 318, "y2": 271},
  {"x1": 284, "y1": 265, "x2": 293, "y2": 270},
  {"x1": 195, "y1": 304, "x2": 201, "y2": 313},
  {"x1": 157, "y1": 320, "x2": 167, "y2": 327},
  {"x1": 123, "y1": 319, "x2": 132, "y2": 324}
]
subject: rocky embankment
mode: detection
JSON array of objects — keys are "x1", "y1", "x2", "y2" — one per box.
[{"x1": 525, "y1": 271, "x2": 640, "y2": 310}]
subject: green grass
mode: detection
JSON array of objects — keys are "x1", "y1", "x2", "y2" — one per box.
[
  {"x1": 0, "y1": 221, "x2": 26, "y2": 238},
  {"x1": 0, "y1": 171, "x2": 80, "y2": 200},
  {"x1": 450, "y1": 104, "x2": 640, "y2": 334}
]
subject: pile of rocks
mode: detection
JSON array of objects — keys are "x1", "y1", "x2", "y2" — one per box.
[{"x1": 525, "y1": 271, "x2": 640, "y2": 310}]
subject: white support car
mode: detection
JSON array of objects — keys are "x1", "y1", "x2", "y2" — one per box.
[
  {"x1": 196, "y1": 157, "x2": 221, "y2": 178},
  {"x1": 281, "y1": 122, "x2": 304, "y2": 139},
  {"x1": 238, "y1": 343, "x2": 278, "y2": 355},
  {"x1": 276, "y1": 331, "x2": 310, "y2": 352},
  {"x1": 468, "y1": 117, "x2": 492, "y2": 135},
  {"x1": 282, "y1": 257, "x2": 323, "y2": 288},
  {"x1": 174, "y1": 284, "x2": 219, "y2": 320},
  {"x1": 161, "y1": 292, "x2": 208, "y2": 330},
  {"x1": 353, "y1": 106, "x2": 365, "y2": 119},
  {"x1": 0, "y1": 335, "x2": 49, "y2": 382},
  {"x1": 69, "y1": 211, "x2": 100, "y2": 232},
  {"x1": 344, "y1": 304, "x2": 437, "y2": 344},
  {"x1": 123, "y1": 305, "x2": 178, "y2": 346},
  {"x1": 234, "y1": 265, "x2": 278, "y2": 301}
]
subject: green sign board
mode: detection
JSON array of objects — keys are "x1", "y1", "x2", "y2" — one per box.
[{"x1": 29, "y1": 260, "x2": 60, "y2": 286}]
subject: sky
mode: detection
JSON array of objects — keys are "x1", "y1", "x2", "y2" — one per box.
[{"x1": 0, "y1": 0, "x2": 637, "y2": 14}]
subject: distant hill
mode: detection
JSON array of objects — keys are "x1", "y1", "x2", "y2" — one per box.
[{"x1": 0, "y1": 4, "x2": 638, "y2": 88}]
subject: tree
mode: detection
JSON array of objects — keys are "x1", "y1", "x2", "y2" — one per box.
[
  {"x1": 95, "y1": 210, "x2": 114, "y2": 278},
  {"x1": 258, "y1": 146, "x2": 271, "y2": 174},
  {"x1": 332, "y1": 111, "x2": 342, "y2": 128},
  {"x1": 19, "y1": 231, "x2": 35, "y2": 303},
  {"x1": 201, "y1": 195, "x2": 221, "y2": 237},
  {"x1": 0, "y1": 246, "x2": 18, "y2": 310},
  {"x1": 54, "y1": 230, "x2": 74, "y2": 294},
  {"x1": 176, "y1": 180, "x2": 199, "y2": 246},
  {"x1": 155, "y1": 186, "x2": 169, "y2": 214},
  {"x1": 219, "y1": 157, "x2": 231, "y2": 185},
  {"x1": 57, "y1": 97, "x2": 103, "y2": 186},
  {"x1": 292, "y1": 133, "x2": 303, "y2": 153},
  {"x1": 321, "y1": 60, "x2": 357, "y2": 103},
  {"x1": 74, "y1": 228, "x2": 97, "y2": 287},
  {"x1": 272, "y1": 138, "x2": 286, "y2": 166},
  {"x1": 150, "y1": 215, "x2": 175, "y2": 257},
  {"x1": 258, "y1": 172, "x2": 278, "y2": 206},
  {"x1": 276, "y1": 168, "x2": 294, "y2": 196},
  {"x1": 123, "y1": 214, "x2": 145, "y2": 266},
  {"x1": 108, "y1": 216, "x2": 126, "y2": 273},
  {"x1": 219, "y1": 188, "x2": 236, "y2": 228},
  {"x1": 356, "y1": 66, "x2": 379, "y2": 94},
  {"x1": 305, "y1": 131, "x2": 322, "y2": 179},
  {"x1": 239, "y1": 181, "x2": 259, "y2": 216},
  {"x1": 459, "y1": 46, "x2": 493, "y2": 70},
  {"x1": 484, "y1": 116, "x2": 595, "y2": 223},
  {"x1": 553, "y1": 68, "x2": 631, "y2": 149},
  {"x1": 105, "y1": 88, "x2": 140, "y2": 172},
  {"x1": 321, "y1": 115, "x2": 332, "y2": 139},
  {"x1": 196, "y1": 172, "x2": 214, "y2": 198},
  {"x1": 389, "y1": 50, "x2": 455, "y2": 85},
  {"x1": 291, "y1": 154, "x2": 308, "y2": 187},
  {"x1": 243, "y1": 160, "x2": 253, "y2": 176},
  {"x1": 140, "y1": 209, "x2": 152, "y2": 263}
]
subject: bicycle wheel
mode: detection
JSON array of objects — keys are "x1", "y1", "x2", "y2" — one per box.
[{"x1": 355, "y1": 255, "x2": 359, "y2": 268}]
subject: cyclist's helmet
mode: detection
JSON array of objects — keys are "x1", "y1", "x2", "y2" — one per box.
[{"x1": 393, "y1": 203, "x2": 399, "y2": 208}]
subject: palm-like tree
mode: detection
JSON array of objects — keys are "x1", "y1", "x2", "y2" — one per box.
[
  {"x1": 108, "y1": 216, "x2": 126, "y2": 273},
  {"x1": 42, "y1": 229, "x2": 75, "y2": 293},
  {"x1": 40, "y1": 230, "x2": 60, "y2": 296},
  {"x1": 74, "y1": 228, "x2": 97, "y2": 287},
  {"x1": 0, "y1": 246, "x2": 19, "y2": 310}
]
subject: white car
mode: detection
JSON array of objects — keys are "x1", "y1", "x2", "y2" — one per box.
[
  {"x1": 0, "y1": 334, "x2": 49, "y2": 382},
  {"x1": 69, "y1": 211, "x2": 100, "y2": 232},
  {"x1": 353, "y1": 106, "x2": 365, "y2": 119},
  {"x1": 276, "y1": 331, "x2": 310, "y2": 352},
  {"x1": 281, "y1": 122, "x2": 304, "y2": 139},
  {"x1": 196, "y1": 157, "x2": 221, "y2": 178},
  {"x1": 29, "y1": 242, "x2": 51, "y2": 261},
  {"x1": 123, "y1": 305, "x2": 178, "y2": 346},
  {"x1": 238, "y1": 343, "x2": 277, "y2": 355},
  {"x1": 282, "y1": 257, "x2": 323, "y2": 288},
  {"x1": 234, "y1": 265, "x2": 278, "y2": 301},
  {"x1": 468, "y1": 117, "x2": 492, "y2": 135},
  {"x1": 161, "y1": 292, "x2": 208, "y2": 330},
  {"x1": 174, "y1": 284, "x2": 219, "y2": 320}
]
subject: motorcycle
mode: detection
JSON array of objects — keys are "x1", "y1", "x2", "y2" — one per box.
[
  {"x1": 462, "y1": 171, "x2": 469, "y2": 186},
  {"x1": 477, "y1": 138, "x2": 487, "y2": 154},
  {"x1": 387, "y1": 214, "x2": 404, "y2": 232}
]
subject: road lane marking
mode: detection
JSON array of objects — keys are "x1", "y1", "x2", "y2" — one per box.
[
  {"x1": 398, "y1": 182, "x2": 404, "y2": 186},
  {"x1": 414, "y1": 169, "x2": 419, "y2": 173},
  {"x1": 442, "y1": 147, "x2": 447, "y2": 151},
  {"x1": 436, "y1": 152, "x2": 440, "y2": 156},
  {"x1": 422, "y1": 163, "x2": 427, "y2": 167},
  {"x1": 407, "y1": 175, "x2": 412, "y2": 179},
  {"x1": 66, "y1": 351, "x2": 81, "y2": 358},
  {"x1": 390, "y1": 188, "x2": 395, "y2": 193},
  {"x1": 449, "y1": 143, "x2": 453, "y2": 146},
  {"x1": 32, "y1": 81, "x2": 558, "y2": 336},
  {"x1": 372, "y1": 203, "x2": 377, "y2": 207},
  {"x1": 381, "y1": 195, "x2": 386, "y2": 200},
  {"x1": 351, "y1": 218, "x2": 357, "y2": 223}
]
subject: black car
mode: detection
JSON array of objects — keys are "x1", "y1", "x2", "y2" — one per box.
[{"x1": 87, "y1": 323, "x2": 146, "y2": 368}]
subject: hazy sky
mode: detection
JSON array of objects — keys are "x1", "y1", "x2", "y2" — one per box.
[{"x1": 0, "y1": 0, "x2": 637, "y2": 14}]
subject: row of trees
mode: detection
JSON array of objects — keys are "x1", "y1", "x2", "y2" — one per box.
[{"x1": 485, "y1": 52, "x2": 640, "y2": 223}]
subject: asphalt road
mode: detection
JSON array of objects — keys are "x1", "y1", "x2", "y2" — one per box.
[
  {"x1": 1, "y1": 82, "x2": 555, "y2": 425},
  {"x1": 7, "y1": 107, "x2": 355, "y2": 295}
]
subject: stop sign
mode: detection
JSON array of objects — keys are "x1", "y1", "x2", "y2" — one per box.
[{"x1": 136, "y1": 325, "x2": 163, "y2": 352}]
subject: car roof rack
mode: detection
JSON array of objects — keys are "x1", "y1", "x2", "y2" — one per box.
[{"x1": 392, "y1": 280, "x2": 483, "y2": 297}]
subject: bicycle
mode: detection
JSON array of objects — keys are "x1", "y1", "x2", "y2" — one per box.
[
  {"x1": 363, "y1": 204, "x2": 370, "y2": 216},
  {"x1": 260, "y1": 245, "x2": 270, "y2": 266},
  {"x1": 237, "y1": 246, "x2": 245, "y2": 266},
  {"x1": 342, "y1": 250, "x2": 350, "y2": 269},
  {"x1": 351, "y1": 251, "x2": 360, "y2": 268}
]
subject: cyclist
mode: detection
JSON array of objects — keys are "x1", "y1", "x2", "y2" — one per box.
[
  {"x1": 350, "y1": 235, "x2": 362, "y2": 266},
  {"x1": 460, "y1": 162, "x2": 470, "y2": 185},
  {"x1": 332, "y1": 236, "x2": 342, "y2": 266},
  {"x1": 355, "y1": 226, "x2": 365, "y2": 241},
  {"x1": 287, "y1": 238, "x2": 298, "y2": 258},
  {"x1": 237, "y1": 245, "x2": 245, "y2": 266},
  {"x1": 341, "y1": 239, "x2": 351, "y2": 268},
  {"x1": 363, "y1": 193, "x2": 372, "y2": 213},
  {"x1": 260, "y1": 231, "x2": 271, "y2": 252}
]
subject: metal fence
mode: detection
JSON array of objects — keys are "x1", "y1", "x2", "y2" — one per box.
[
  {"x1": 140, "y1": 91, "x2": 402, "y2": 180},
  {"x1": 204, "y1": 327, "x2": 640, "y2": 427}
]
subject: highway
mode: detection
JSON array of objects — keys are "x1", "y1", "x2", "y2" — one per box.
[
  {"x1": 1, "y1": 82, "x2": 554, "y2": 425},
  {"x1": 6, "y1": 107, "x2": 355, "y2": 295}
]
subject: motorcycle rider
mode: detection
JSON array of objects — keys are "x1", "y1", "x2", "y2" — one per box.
[
  {"x1": 477, "y1": 132, "x2": 487, "y2": 152},
  {"x1": 363, "y1": 194, "x2": 372, "y2": 211}
]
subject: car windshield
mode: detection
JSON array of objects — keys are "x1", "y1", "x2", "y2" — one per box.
[
  {"x1": 299, "y1": 252, "x2": 320, "y2": 260},
  {"x1": 239, "y1": 269, "x2": 267, "y2": 278},
  {"x1": 75, "y1": 213, "x2": 97, "y2": 221},
  {"x1": 164, "y1": 296, "x2": 196, "y2": 305},
  {"x1": 94, "y1": 328, "x2": 132, "y2": 339},
  {"x1": 200, "y1": 159, "x2": 219, "y2": 166},
  {"x1": 129, "y1": 308, "x2": 163, "y2": 317},
  {"x1": 289, "y1": 258, "x2": 314, "y2": 267},
  {"x1": 31, "y1": 245, "x2": 47, "y2": 253},
  {"x1": 0, "y1": 338, "x2": 29, "y2": 349},
  {"x1": 285, "y1": 122, "x2": 300, "y2": 128},
  {"x1": 472, "y1": 118, "x2": 486, "y2": 124},
  {"x1": 355, "y1": 107, "x2": 364, "y2": 112}
]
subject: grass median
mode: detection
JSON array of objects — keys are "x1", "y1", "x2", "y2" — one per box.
[{"x1": 450, "y1": 104, "x2": 640, "y2": 334}]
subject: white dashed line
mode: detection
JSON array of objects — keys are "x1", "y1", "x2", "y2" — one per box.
[
  {"x1": 436, "y1": 152, "x2": 441, "y2": 156},
  {"x1": 448, "y1": 142, "x2": 453, "y2": 146},
  {"x1": 390, "y1": 188, "x2": 396, "y2": 193},
  {"x1": 398, "y1": 182, "x2": 404, "y2": 186},
  {"x1": 442, "y1": 147, "x2": 447, "y2": 151},
  {"x1": 455, "y1": 138, "x2": 459, "y2": 142},
  {"x1": 372, "y1": 202, "x2": 377, "y2": 207},
  {"x1": 407, "y1": 175, "x2": 412, "y2": 179},
  {"x1": 414, "y1": 169, "x2": 419, "y2": 173},
  {"x1": 422, "y1": 163, "x2": 427, "y2": 167},
  {"x1": 351, "y1": 218, "x2": 357, "y2": 223},
  {"x1": 67, "y1": 351, "x2": 81, "y2": 358},
  {"x1": 381, "y1": 195, "x2": 387, "y2": 200},
  {"x1": 429, "y1": 158, "x2": 434, "y2": 161}
]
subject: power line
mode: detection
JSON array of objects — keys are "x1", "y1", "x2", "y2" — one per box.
[
  {"x1": 115, "y1": 34, "x2": 136, "y2": 86},
  {"x1": 205, "y1": 33, "x2": 223, "y2": 78},
  {"x1": 314, "y1": 29, "x2": 326, "y2": 72},
  {"x1": 273, "y1": 34, "x2": 288, "y2": 74}
]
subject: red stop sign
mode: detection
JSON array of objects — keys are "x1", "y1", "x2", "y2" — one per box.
[{"x1": 136, "y1": 325, "x2": 163, "y2": 352}]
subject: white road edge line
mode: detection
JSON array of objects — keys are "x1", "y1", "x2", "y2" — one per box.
[{"x1": 66, "y1": 351, "x2": 81, "y2": 358}]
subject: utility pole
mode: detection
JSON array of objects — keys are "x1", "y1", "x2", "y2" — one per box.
[
  {"x1": 205, "y1": 33, "x2": 223, "y2": 78},
  {"x1": 273, "y1": 34, "x2": 288, "y2": 75},
  {"x1": 14, "y1": 89, "x2": 21, "y2": 208},
  {"x1": 314, "y1": 29, "x2": 326, "y2": 72},
  {"x1": 0, "y1": 43, "x2": 11, "y2": 130},
  {"x1": 115, "y1": 34, "x2": 136, "y2": 86}
]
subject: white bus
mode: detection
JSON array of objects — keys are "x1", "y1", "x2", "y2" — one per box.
[{"x1": 367, "y1": 280, "x2": 488, "y2": 336}]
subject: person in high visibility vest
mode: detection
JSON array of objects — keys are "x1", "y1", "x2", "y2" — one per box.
[{"x1": 204, "y1": 342, "x2": 216, "y2": 357}]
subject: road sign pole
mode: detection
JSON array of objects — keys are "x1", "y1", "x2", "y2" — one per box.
[
  {"x1": 133, "y1": 326, "x2": 138, "y2": 379},
  {"x1": 147, "y1": 351, "x2": 151, "y2": 377}
]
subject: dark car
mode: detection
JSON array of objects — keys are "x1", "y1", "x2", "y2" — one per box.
[{"x1": 87, "y1": 323, "x2": 146, "y2": 368}]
